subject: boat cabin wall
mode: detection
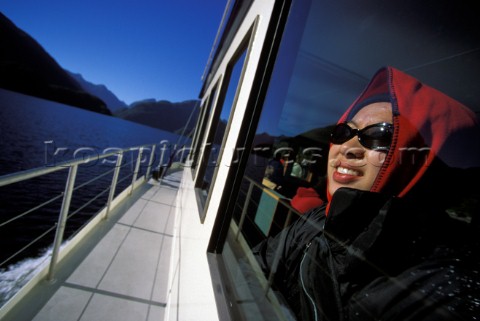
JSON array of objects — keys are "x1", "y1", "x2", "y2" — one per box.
[{"x1": 188, "y1": 0, "x2": 277, "y2": 226}]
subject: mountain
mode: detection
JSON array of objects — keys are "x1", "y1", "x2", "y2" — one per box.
[
  {"x1": 0, "y1": 12, "x2": 199, "y2": 132},
  {"x1": 115, "y1": 99, "x2": 200, "y2": 135},
  {"x1": 68, "y1": 72, "x2": 128, "y2": 113},
  {"x1": 0, "y1": 12, "x2": 111, "y2": 115}
]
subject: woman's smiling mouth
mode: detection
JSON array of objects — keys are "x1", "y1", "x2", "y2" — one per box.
[
  {"x1": 332, "y1": 165, "x2": 363, "y2": 184},
  {"x1": 336, "y1": 166, "x2": 360, "y2": 176}
]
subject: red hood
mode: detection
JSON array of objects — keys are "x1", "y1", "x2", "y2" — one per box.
[{"x1": 328, "y1": 66, "x2": 480, "y2": 203}]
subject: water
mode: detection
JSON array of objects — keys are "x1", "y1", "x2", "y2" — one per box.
[{"x1": 0, "y1": 88, "x2": 191, "y2": 305}]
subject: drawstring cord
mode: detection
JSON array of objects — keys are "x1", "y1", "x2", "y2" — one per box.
[{"x1": 300, "y1": 242, "x2": 318, "y2": 321}]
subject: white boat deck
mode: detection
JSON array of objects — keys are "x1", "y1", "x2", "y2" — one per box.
[{"x1": 3, "y1": 171, "x2": 184, "y2": 321}]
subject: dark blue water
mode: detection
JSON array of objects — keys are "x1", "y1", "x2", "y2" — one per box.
[{"x1": 0, "y1": 88, "x2": 190, "y2": 269}]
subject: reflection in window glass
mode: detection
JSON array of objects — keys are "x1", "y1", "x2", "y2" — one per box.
[{"x1": 216, "y1": 0, "x2": 480, "y2": 319}]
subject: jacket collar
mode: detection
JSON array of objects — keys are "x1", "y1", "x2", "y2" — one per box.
[{"x1": 324, "y1": 187, "x2": 390, "y2": 244}]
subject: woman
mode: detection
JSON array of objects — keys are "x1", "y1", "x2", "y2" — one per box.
[{"x1": 254, "y1": 66, "x2": 480, "y2": 320}]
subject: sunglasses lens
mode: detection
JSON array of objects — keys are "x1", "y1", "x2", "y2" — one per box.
[
  {"x1": 330, "y1": 123, "x2": 354, "y2": 144},
  {"x1": 330, "y1": 122, "x2": 393, "y2": 150},
  {"x1": 360, "y1": 124, "x2": 393, "y2": 150}
]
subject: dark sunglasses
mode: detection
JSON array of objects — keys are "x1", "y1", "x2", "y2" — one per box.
[{"x1": 330, "y1": 122, "x2": 394, "y2": 150}]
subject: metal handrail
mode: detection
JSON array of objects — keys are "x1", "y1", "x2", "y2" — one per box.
[
  {"x1": 0, "y1": 165, "x2": 119, "y2": 259},
  {"x1": 0, "y1": 144, "x2": 153, "y2": 188},
  {"x1": 0, "y1": 142, "x2": 171, "y2": 284}
]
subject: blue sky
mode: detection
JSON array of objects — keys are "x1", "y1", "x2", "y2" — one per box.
[{"x1": 1, "y1": 1, "x2": 226, "y2": 105}]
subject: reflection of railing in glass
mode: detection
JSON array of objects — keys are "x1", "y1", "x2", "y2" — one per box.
[
  {"x1": 238, "y1": 176, "x2": 301, "y2": 237},
  {"x1": 224, "y1": 176, "x2": 303, "y2": 320}
]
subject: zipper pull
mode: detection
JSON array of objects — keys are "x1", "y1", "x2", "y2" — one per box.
[{"x1": 304, "y1": 241, "x2": 312, "y2": 253}]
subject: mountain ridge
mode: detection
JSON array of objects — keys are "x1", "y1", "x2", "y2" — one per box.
[
  {"x1": 67, "y1": 72, "x2": 128, "y2": 113},
  {"x1": 115, "y1": 99, "x2": 200, "y2": 135}
]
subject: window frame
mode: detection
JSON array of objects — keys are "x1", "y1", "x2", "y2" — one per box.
[
  {"x1": 207, "y1": 0, "x2": 292, "y2": 253},
  {"x1": 194, "y1": 22, "x2": 257, "y2": 223}
]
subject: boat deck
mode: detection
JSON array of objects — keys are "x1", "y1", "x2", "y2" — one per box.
[{"x1": 3, "y1": 171, "x2": 183, "y2": 321}]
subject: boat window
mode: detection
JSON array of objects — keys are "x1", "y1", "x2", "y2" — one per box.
[
  {"x1": 195, "y1": 47, "x2": 248, "y2": 208},
  {"x1": 190, "y1": 86, "x2": 217, "y2": 174},
  {"x1": 209, "y1": 0, "x2": 480, "y2": 319}
]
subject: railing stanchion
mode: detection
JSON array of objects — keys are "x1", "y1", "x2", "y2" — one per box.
[
  {"x1": 159, "y1": 142, "x2": 167, "y2": 166},
  {"x1": 145, "y1": 144, "x2": 156, "y2": 179},
  {"x1": 130, "y1": 147, "x2": 143, "y2": 195},
  {"x1": 157, "y1": 142, "x2": 167, "y2": 180},
  {"x1": 105, "y1": 152, "x2": 124, "y2": 219},
  {"x1": 158, "y1": 140, "x2": 167, "y2": 180},
  {"x1": 178, "y1": 146, "x2": 186, "y2": 164},
  {"x1": 236, "y1": 180, "x2": 254, "y2": 240},
  {"x1": 48, "y1": 164, "x2": 78, "y2": 281}
]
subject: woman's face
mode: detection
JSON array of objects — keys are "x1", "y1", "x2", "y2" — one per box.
[{"x1": 327, "y1": 102, "x2": 393, "y2": 196}]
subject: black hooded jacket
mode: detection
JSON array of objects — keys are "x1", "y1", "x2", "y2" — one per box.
[{"x1": 254, "y1": 187, "x2": 480, "y2": 320}]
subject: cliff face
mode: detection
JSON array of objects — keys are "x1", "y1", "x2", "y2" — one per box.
[{"x1": 0, "y1": 13, "x2": 111, "y2": 115}]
